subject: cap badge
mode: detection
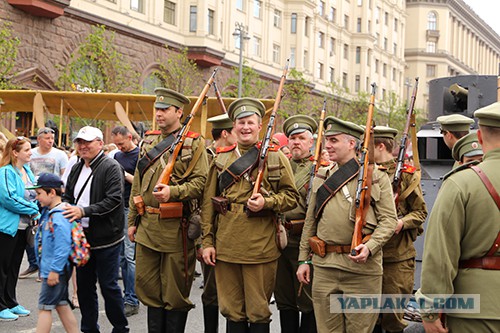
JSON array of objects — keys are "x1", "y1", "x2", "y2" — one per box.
[
  {"x1": 472, "y1": 142, "x2": 479, "y2": 149},
  {"x1": 326, "y1": 124, "x2": 332, "y2": 130},
  {"x1": 240, "y1": 106, "x2": 246, "y2": 112},
  {"x1": 159, "y1": 96, "x2": 164, "y2": 102},
  {"x1": 293, "y1": 123, "x2": 299, "y2": 129}
]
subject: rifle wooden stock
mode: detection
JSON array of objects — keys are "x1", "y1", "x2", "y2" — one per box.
[
  {"x1": 213, "y1": 81, "x2": 227, "y2": 114},
  {"x1": 252, "y1": 59, "x2": 289, "y2": 196},
  {"x1": 393, "y1": 77, "x2": 419, "y2": 205},
  {"x1": 306, "y1": 98, "x2": 327, "y2": 203},
  {"x1": 351, "y1": 83, "x2": 376, "y2": 256},
  {"x1": 156, "y1": 68, "x2": 218, "y2": 188}
]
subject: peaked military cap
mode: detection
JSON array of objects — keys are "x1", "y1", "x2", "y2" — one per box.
[
  {"x1": 323, "y1": 116, "x2": 364, "y2": 139},
  {"x1": 436, "y1": 114, "x2": 474, "y2": 132},
  {"x1": 207, "y1": 113, "x2": 233, "y2": 130},
  {"x1": 474, "y1": 101, "x2": 500, "y2": 128},
  {"x1": 373, "y1": 126, "x2": 398, "y2": 140},
  {"x1": 227, "y1": 98, "x2": 266, "y2": 121},
  {"x1": 154, "y1": 88, "x2": 190, "y2": 109},
  {"x1": 452, "y1": 132, "x2": 483, "y2": 162},
  {"x1": 283, "y1": 115, "x2": 318, "y2": 137}
]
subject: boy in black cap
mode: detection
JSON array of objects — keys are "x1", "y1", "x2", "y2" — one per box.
[{"x1": 29, "y1": 173, "x2": 78, "y2": 333}]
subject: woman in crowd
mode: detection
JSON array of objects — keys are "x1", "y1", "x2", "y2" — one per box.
[{"x1": 0, "y1": 137, "x2": 40, "y2": 321}]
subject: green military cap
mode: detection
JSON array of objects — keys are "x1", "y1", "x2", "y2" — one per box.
[
  {"x1": 0, "y1": 98, "x2": 4, "y2": 105},
  {"x1": 323, "y1": 116, "x2": 364, "y2": 139},
  {"x1": 474, "y1": 101, "x2": 500, "y2": 128},
  {"x1": 283, "y1": 115, "x2": 318, "y2": 137},
  {"x1": 153, "y1": 87, "x2": 190, "y2": 109},
  {"x1": 207, "y1": 113, "x2": 233, "y2": 130},
  {"x1": 452, "y1": 132, "x2": 483, "y2": 162},
  {"x1": 227, "y1": 98, "x2": 266, "y2": 121},
  {"x1": 373, "y1": 126, "x2": 398, "y2": 139},
  {"x1": 436, "y1": 114, "x2": 474, "y2": 132}
]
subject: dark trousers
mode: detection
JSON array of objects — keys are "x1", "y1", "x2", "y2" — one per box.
[
  {"x1": 25, "y1": 243, "x2": 38, "y2": 269},
  {"x1": 0, "y1": 230, "x2": 26, "y2": 311},
  {"x1": 77, "y1": 242, "x2": 129, "y2": 333}
]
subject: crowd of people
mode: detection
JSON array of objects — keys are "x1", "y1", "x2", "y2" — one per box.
[{"x1": 0, "y1": 90, "x2": 499, "y2": 333}]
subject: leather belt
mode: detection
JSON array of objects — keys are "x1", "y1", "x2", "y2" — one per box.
[
  {"x1": 459, "y1": 256, "x2": 500, "y2": 270},
  {"x1": 284, "y1": 220, "x2": 305, "y2": 236},
  {"x1": 145, "y1": 206, "x2": 161, "y2": 214},
  {"x1": 326, "y1": 244, "x2": 352, "y2": 254}
]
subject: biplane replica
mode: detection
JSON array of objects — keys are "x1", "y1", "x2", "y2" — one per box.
[{"x1": 0, "y1": 90, "x2": 275, "y2": 144}]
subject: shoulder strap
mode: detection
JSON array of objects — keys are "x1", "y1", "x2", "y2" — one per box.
[
  {"x1": 136, "y1": 134, "x2": 176, "y2": 177},
  {"x1": 470, "y1": 165, "x2": 500, "y2": 210},
  {"x1": 314, "y1": 158, "x2": 360, "y2": 219},
  {"x1": 75, "y1": 157, "x2": 105, "y2": 205},
  {"x1": 179, "y1": 139, "x2": 205, "y2": 180},
  {"x1": 218, "y1": 146, "x2": 260, "y2": 192}
]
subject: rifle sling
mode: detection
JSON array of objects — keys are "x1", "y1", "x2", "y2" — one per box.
[
  {"x1": 137, "y1": 134, "x2": 176, "y2": 178},
  {"x1": 218, "y1": 146, "x2": 260, "y2": 192},
  {"x1": 314, "y1": 158, "x2": 360, "y2": 219}
]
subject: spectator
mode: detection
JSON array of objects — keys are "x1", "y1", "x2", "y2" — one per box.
[
  {"x1": 0, "y1": 137, "x2": 39, "y2": 321},
  {"x1": 62, "y1": 126, "x2": 129, "y2": 333}
]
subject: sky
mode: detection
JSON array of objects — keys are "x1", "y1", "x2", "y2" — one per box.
[{"x1": 462, "y1": 0, "x2": 500, "y2": 36}]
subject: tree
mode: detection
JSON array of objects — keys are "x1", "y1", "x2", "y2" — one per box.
[
  {"x1": 280, "y1": 68, "x2": 317, "y2": 118},
  {"x1": 223, "y1": 61, "x2": 270, "y2": 98},
  {"x1": 0, "y1": 22, "x2": 21, "y2": 90}
]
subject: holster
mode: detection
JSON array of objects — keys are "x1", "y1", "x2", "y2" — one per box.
[
  {"x1": 133, "y1": 195, "x2": 145, "y2": 216},
  {"x1": 308, "y1": 236, "x2": 326, "y2": 258},
  {"x1": 284, "y1": 219, "x2": 305, "y2": 236},
  {"x1": 159, "y1": 202, "x2": 184, "y2": 219},
  {"x1": 211, "y1": 196, "x2": 229, "y2": 215}
]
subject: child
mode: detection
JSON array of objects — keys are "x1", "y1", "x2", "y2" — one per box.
[{"x1": 28, "y1": 173, "x2": 78, "y2": 333}]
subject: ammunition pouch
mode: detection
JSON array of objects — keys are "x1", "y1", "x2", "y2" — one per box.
[
  {"x1": 211, "y1": 196, "x2": 229, "y2": 215},
  {"x1": 133, "y1": 196, "x2": 145, "y2": 216},
  {"x1": 159, "y1": 202, "x2": 184, "y2": 219},
  {"x1": 308, "y1": 236, "x2": 326, "y2": 258},
  {"x1": 284, "y1": 219, "x2": 305, "y2": 236}
]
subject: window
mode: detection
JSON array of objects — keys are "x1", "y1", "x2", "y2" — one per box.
[
  {"x1": 393, "y1": 43, "x2": 397, "y2": 55},
  {"x1": 367, "y1": 49, "x2": 371, "y2": 66},
  {"x1": 329, "y1": 7, "x2": 336, "y2": 22},
  {"x1": 253, "y1": 37, "x2": 261, "y2": 56},
  {"x1": 382, "y1": 89, "x2": 386, "y2": 99},
  {"x1": 392, "y1": 68, "x2": 396, "y2": 81},
  {"x1": 290, "y1": 47, "x2": 296, "y2": 67},
  {"x1": 355, "y1": 75, "x2": 360, "y2": 92},
  {"x1": 357, "y1": 18, "x2": 362, "y2": 32},
  {"x1": 319, "y1": 1, "x2": 325, "y2": 16},
  {"x1": 305, "y1": 17, "x2": 310, "y2": 36},
  {"x1": 344, "y1": 14, "x2": 349, "y2": 28},
  {"x1": 329, "y1": 67, "x2": 335, "y2": 83},
  {"x1": 130, "y1": 0, "x2": 143, "y2": 13},
  {"x1": 274, "y1": 9, "x2": 282, "y2": 28},
  {"x1": 317, "y1": 62, "x2": 324, "y2": 80},
  {"x1": 355, "y1": 47, "x2": 361, "y2": 64},
  {"x1": 427, "y1": 12, "x2": 437, "y2": 30},
  {"x1": 291, "y1": 13, "x2": 297, "y2": 33},
  {"x1": 375, "y1": 59, "x2": 379, "y2": 73},
  {"x1": 208, "y1": 9, "x2": 214, "y2": 35},
  {"x1": 236, "y1": 0, "x2": 243, "y2": 11},
  {"x1": 164, "y1": 1, "x2": 176, "y2": 25},
  {"x1": 342, "y1": 72, "x2": 348, "y2": 88},
  {"x1": 394, "y1": 18, "x2": 398, "y2": 31},
  {"x1": 189, "y1": 6, "x2": 197, "y2": 32},
  {"x1": 383, "y1": 63, "x2": 387, "y2": 77},
  {"x1": 426, "y1": 41, "x2": 436, "y2": 53},
  {"x1": 254, "y1": 0, "x2": 262, "y2": 19},
  {"x1": 368, "y1": 20, "x2": 371, "y2": 33},
  {"x1": 357, "y1": 0, "x2": 363, "y2": 5},
  {"x1": 384, "y1": 12, "x2": 388, "y2": 25},
  {"x1": 376, "y1": 33, "x2": 380, "y2": 47},
  {"x1": 384, "y1": 37, "x2": 387, "y2": 51},
  {"x1": 142, "y1": 72, "x2": 164, "y2": 94},
  {"x1": 273, "y1": 44, "x2": 281, "y2": 64},
  {"x1": 330, "y1": 37, "x2": 335, "y2": 55},
  {"x1": 375, "y1": 7, "x2": 380, "y2": 23},
  {"x1": 344, "y1": 44, "x2": 349, "y2": 60},
  {"x1": 427, "y1": 64, "x2": 436, "y2": 77},
  {"x1": 318, "y1": 32, "x2": 324, "y2": 48},
  {"x1": 303, "y1": 50, "x2": 309, "y2": 70}
]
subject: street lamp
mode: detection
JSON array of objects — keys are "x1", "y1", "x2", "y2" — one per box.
[{"x1": 233, "y1": 22, "x2": 250, "y2": 98}]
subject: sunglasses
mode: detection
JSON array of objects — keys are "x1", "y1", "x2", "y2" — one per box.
[
  {"x1": 39, "y1": 128, "x2": 55, "y2": 135},
  {"x1": 13, "y1": 136, "x2": 27, "y2": 149},
  {"x1": 440, "y1": 129, "x2": 448, "y2": 135}
]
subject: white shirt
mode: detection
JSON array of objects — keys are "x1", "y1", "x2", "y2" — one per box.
[{"x1": 73, "y1": 165, "x2": 93, "y2": 228}]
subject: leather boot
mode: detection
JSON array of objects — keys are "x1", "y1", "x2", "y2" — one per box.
[
  {"x1": 147, "y1": 307, "x2": 165, "y2": 333},
  {"x1": 279, "y1": 310, "x2": 299, "y2": 333},
  {"x1": 249, "y1": 322, "x2": 270, "y2": 333},
  {"x1": 372, "y1": 324, "x2": 383, "y2": 333},
  {"x1": 203, "y1": 305, "x2": 219, "y2": 333},
  {"x1": 300, "y1": 311, "x2": 317, "y2": 333},
  {"x1": 165, "y1": 310, "x2": 188, "y2": 333},
  {"x1": 227, "y1": 320, "x2": 249, "y2": 333}
]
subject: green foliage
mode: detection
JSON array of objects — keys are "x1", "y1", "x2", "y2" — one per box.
[
  {"x1": 280, "y1": 68, "x2": 318, "y2": 118},
  {"x1": 155, "y1": 47, "x2": 202, "y2": 96},
  {"x1": 0, "y1": 22, "x2": 20, "y2": 90},
  {"x1": 57, "y1": 25, "x2": 138, "y2": 93},
  {"x1": 223, "y1": 61, "x2": 270, "y2": 98}
]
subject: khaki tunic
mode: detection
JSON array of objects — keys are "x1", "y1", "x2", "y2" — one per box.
[
  {"x1": 416, "y1": 148, "x2": 500, "y2": 323},
  {"x1": 128, "y1": 130, "x2": 208, "y2": 310}
]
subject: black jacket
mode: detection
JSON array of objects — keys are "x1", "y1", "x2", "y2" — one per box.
[{"x1": 63, "y1": 151, "x2": 124, "y2": 248}]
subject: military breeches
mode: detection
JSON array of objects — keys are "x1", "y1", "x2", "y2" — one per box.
[
  {"x1": 201, "y1": 261, "x2": 218, "y2": 306},
  {"x1": 135, "y1": 243, "x2": 195, "y2": 311},
  {"x1": 312, "y1": 265, "x2": 382, "y2": 333},
  {"x1": 215, "y1": 260, "x2": 277, "y2": 323},
  {"x1": 274, "y1": 245, "x2": 314, "y2": 313},
  {"x1": 381, "y1": 258, "x2": 415, "y2": 332},
  {"x1": 447, "y1": 316, "x2": 500, "y2": 333}
]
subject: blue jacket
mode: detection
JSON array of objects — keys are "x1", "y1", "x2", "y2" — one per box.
[
  {"x1": 0, "y1": 164, "x2": 39, "y2": 237},
  {"x1": 36, "y1": 203, "x2": 72, "y2": 278}
]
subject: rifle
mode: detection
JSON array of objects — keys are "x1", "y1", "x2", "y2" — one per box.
[
  {"x1": 351, "y1": 83, "x2": 377, "y2": 256},
  {"x1": 393, "y1": 77, "x2": 419, "y2": 205},
  {"x1": 213, "y1": 81, "x2": 227, "y2": 114},
  {"x1": 306, "y1": 97, "x2": 327, "y2": 203},
  {"x1": 156, "y1": 68, "x2": 218, "y2": 190},
  {"x1": 252, "y1": 59, "x2": 289, "y2": 197}
]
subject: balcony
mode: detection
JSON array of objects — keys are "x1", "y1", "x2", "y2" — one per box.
[
  {"x1": 426, "y1": 29, "x2": 440, "y2": 39},
  {"x1": 7, "y1": 0, "x2": 70, "y2": 19}
]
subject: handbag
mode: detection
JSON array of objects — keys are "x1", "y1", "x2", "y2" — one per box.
[{"x1": 25, "y1": 221, "x2": 38, "y2": 247}]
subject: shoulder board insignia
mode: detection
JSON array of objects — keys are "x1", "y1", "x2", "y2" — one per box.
[
  {"x1": 186, "y1": 131, "x2": 200, "y2": 139},
  {"x1": 309, "y1": 156, "x2": 315, "y2": 161},
  {"x1": 377, "y1": 165, "x2": 388, "y2": 171},
  {"x1": 320, "y1": 160, "x2": 330, "y2": 167},
  {"x1": 402, "y1": 164, "x2": 416, "y2": 174},
  {"x1": 269, "y1": 144, "x2": 279, "y2": 152},
  {"x1": 443, "y1": 160, "x2": 479, "y2": 181},
  {"x1": 216, "y1": 143, "x2": 237, "y2": 154},
  {"x1": 145, "y1": 130, "x2": 161, "y2": 135}
]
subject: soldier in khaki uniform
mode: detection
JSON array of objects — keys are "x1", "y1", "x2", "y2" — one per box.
[
  {"x1": 297, "y1": 117, "x2": 398, "y2": 333},
  {"x1": 201, "y1": 98, "x2": 299, "y2": 333},
  {"x1": 437, "y1": 114, "x2": 474, "y2": 168},
  {"x1": 371, "y1": 126, "x2": 428, "y2": 333},
  {"x1": 198, "y1": 113, "x2": 236, "y2": 333},
  {"x1": 275, "y1": 115, "x2": 318, "y2": 333},
  {"x1": 451, "y1": 132, "x2": 483, "y2": 165},
  {"x1": 128, "y1": 88, "x2": 208, "y2": 332},
  {"x1": 416, "y1": 102, "x2": 500, "y2": 333}
]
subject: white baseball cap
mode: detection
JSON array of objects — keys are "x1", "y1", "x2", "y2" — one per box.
[{"x1": 74, "y1": 126, "x2": 103, "y2": 142}]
